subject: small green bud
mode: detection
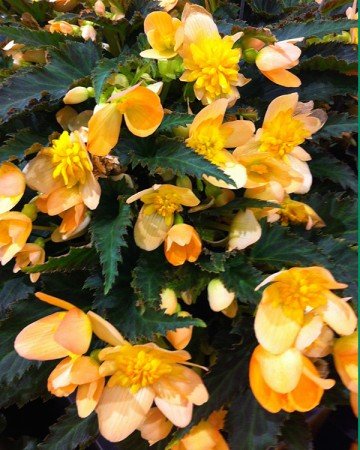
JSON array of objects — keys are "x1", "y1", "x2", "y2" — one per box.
[
  {"x1": 243, "y1": 48, "x2": 259, "y2": 64},
  {"x1": 173, "y1": 126, "x2": 189, "y2": 139},
  {"x1": 174, "y1": 213, "x2": 184, "y2": 225},
  {"x1": 205, "y1": 184, "x2": 222, "y2": 198},
  {"x1": 34, "y1": 237, "x2": 46, "y2": 248},
  {"x1": 158, "y1": 57, "x2": 184, "y2": 82},
  {"x1": 86, "y1": 86, "x2": 95, "y2": 97},
  {"x1": 21, "y1": 203, "x2": 37, "y2": 221},
  {"x1": 90, "y1": 349, "x2": 101, "y2": 363}
]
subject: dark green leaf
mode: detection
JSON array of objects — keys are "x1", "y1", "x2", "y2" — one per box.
[
  {"x1": 0, "y1": 26, "x2": 67, "y2": 48},
  {"x1": 274, "y1": 19, "x2": 358, "y2": 40},
  {"x1": 0, "y1": 41, "x2": 100, "y2": 123},
  {"x1": 0, "y1": 276, "x2": 34, "y2": 314},
  {"x1": 0, "y1": 351, "x2": 40, "y2": 385},
  {"x1": 320, "y1": 0, "x2": 352, "y2": 14},
  {"x1": 310, "y1": 153, "x2": 357, "y2": 192},
  {"x1": 227, "y1": 389, "x2": 288, "y2": 450},
  {"x1": 300, "y1": 42, "x2": 357, "y2": 73},
  {"x1": 38, "y1": 405, "x2": 98, "y2": 450},
  {"x1": 196, "y1": 250, "x2": 231, "y2": 273},
  {"x1": 0, "y1": 128, "x2": 48, "y2": 163},
  {"x1": 92, "y1": 54, "x2": 125, "y2": 103},
  {"x1": 158, "y1": 113, "x2": 193, "y2": 133},
  {"x1": 280, "y1": 412, "x2": 313, "y2": 450},
  {"x1": 23, "y1": 246, "x2": 98, "y2": 274},
  {"x1": 314, "y1": 113, "x2": 358, "y2": 141},
  {"x1": 246, "y1": 0, "x2": 284, "y2": 16}
]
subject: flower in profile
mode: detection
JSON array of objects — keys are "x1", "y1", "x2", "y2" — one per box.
[
  {"x1": 87, "y1": 85, "x2": 164, "y2": 156},
  {"x1": 127, "y1": 184, "x2": 200, "y2": 251},
  {"x1": 186, "y1": 99, "x2": 254, "y2": 189},
  {"x1": 207, "y1": 279, "x2": 237, "y2": 318},
  {"x1": 24, "y1": 130, "x2": 101, "y2": 213},
  {"x1": 346, "y1": 1, "x2": 358, "y2": 44},
  {"x1": 13, "y1": 243, "x2": 45, "y2": 282},
  {"x1": 169, "y1": 409, "x2": 229, "y2": 449},
  {"x1": 140, "y1": 11, "x2": 183, "y2": 59},
  {"x1": 228, "y1": 208, "x2": 262, "y2": 251},
  {"x1": 179, "y1": 4, "x2": 249, "y2": 105},
  {"x1": 295, "y1": 313, "x2": 335, "y2": 358},
  {"x1": 249, "y1": 345, "x2": 335, "y2": 413},
  {"x1": 48, "y1": 20, "x2": 77, "y2": 36},
  {"x1": 0, "y1": 162, "x2": 26, "y2": 214},
  {"x1": 333, "y1": 331, "x2": 358, "y2": 416},
  {"x1": 255, "y1": 39, "x2": 303, "y2": 87},
  {"x1": 164, "y1": 223, "x2": 202, "y2": 266},
  {"x1": 254, "y1": 267, "x2": 357, "y2": 355},
  {"x1": 96, "y1": 343, "x2": 209, "y2": 442},
  {"x1": 0, "y1": 212, "x2": 32, "y2": 265}
]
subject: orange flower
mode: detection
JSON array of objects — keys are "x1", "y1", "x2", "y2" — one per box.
[
  {"x1": 277, "y1": 195, "x2": 325, "y2": 230},
  {"x1": 179, "y1": 4, "x2": 249, "y2": 105},
  {"x1": 164, "y1": 223, "x2": 202, "y2": 266},
  {"x1": 0, "y1": 162, "x2": 26, "y2": 213},
  {"x1": 48, "y1": 20, "x2": 77, "y2": 35},
  {"x1": 166, "y1": 311, "x2": 193, "y2": 350},
  {"x1": 255, "y1": 39, "x2": 303, "y2": 87},
  {"x1": 13, "y1": 243, "x2": 45, "y2": 283},
  {"x1": 87, "y1": 85, "x2": 164, "y2": 156},
  {"x1": 0, "y1": 212, "x2": 32, "y2": 265},
  {"x1": 127, "y1": 184, "x2": 200, "y2": 251},
  {"x1": 140, "y1": 11, "x2": 183, "y2": 59},
  {"x1": 333, "y1": 331, "x2": 358, "y2": 416},
  {"x1": 25, "y1": 131, "x2": 101, "y2": 213},
  {"x1": 96, "y1": 343, "x2": 208, "y2": 442},
  {"x1": 186, "y1": 99, "x2": 254, "y2": 189},
  {"x1": 250, "y1": 345, "x2": 335, "y2": 413},
  {"x1": 254, "y1": 267, "x2": 357, "y2": 355}
]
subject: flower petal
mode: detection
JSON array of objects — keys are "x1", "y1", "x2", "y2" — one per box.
[
  {"x1": 87, "y1": 311, "x2": 126, "y2": 346},
  {"x1": 79, "y1": 172, "x2": 101, "y2": 210},
  {"x1": 155, "y1": 396, "x2": 193, "y2": 428},
  {"x1": 76, "y1": 377, "x2": 105, "y2": 418},
  {"x1": 134, "y1": 208, "x2": 171, "y2": 251},
  {"x1": 261, "y1": 69, "x2": 301, "y2": 88},
  {"x1": 222, "y1": 120, "x2": 255, "y2": 148},
  {"x1": 87, "y1": 104, "x2": 122, "y2": 156},
  {"x1": 295, "y1": 314, "x2": 324, "y2": 351},
  {"x1": 70, "y1": 356, "x2": 101, "y2": 384},
  {"x1": 0, "y1": 162, "x2": 26, "y2": 214},
  {"x1": 54, "y1": 308, "x2": 92, "y2": 355},
  {"x1": 189, "y1": 99, "x2": 228, "y2": 133},
  {"x1": 263, "y1": 93, "x2": 299, "y2": 124},
  {"x1": 227, "y1": 208, "x2": 262, "y2": 251},
  {"x1": 320, "y1": 294, "x2": 357, "y2": 336},
  {"x1": 24, "y1": 153, "x2": 63, "y2": 194},
  {"x1": 35, "y1": 292, "x2": 74, "y2": 310}
]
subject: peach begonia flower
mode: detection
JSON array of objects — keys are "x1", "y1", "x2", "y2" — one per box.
[
  {"x1": 48, "y1": 20, "x2": 77, "y2": 36},
  {"x1": 164, "y1": 223, "x2": 202, "y2": 266},
  {"x1": 207, "y1": 279, "x2": 238, "y2": 318},
  {"x1": 0, "y1": 211, "x2": 32, "y2": 265},
  {"x1": 186, "y1": 99, "x2": 254, "y2": 189},
  {"x1": 127, "y1": 184, "x2": 200, "y2": 251},
  {"x1": 87, "y1": 85, "x2": 164, "y2": 156},
  {"x1": 166, "y1": 311, "x2": 193, "y2": 350},
  {"x1": 333, "y1": 331, "x2": 358, "y2": 416},
  {"x1": 235, "y1": 93, "x2": 327, "y2": 194},
  {"x1": 0, "y1": 162, "x2": 26, "y2": 214},
  {"x1": 254, "y1": 267, "x2": 357, "y2": 355},
  {"x1": 250, "y1": 345, "x2": 335, "y2": 413},
  {"x1": 255, "y1": 39, "x2": 303, "y2": 87},
  {"x1": 96, "y1": 343, "x2": 209, "y2": 442},
  {"x1": 2, "y1": 40, "x2": 46, "y2": 67},
  {"x1": 179, "y1": 4, "x2": 249, "y2": 105},
  {"x1": 24, "y1": 130, "x2": 100, "y2": 213},
  {"x1": 160, "y1": 288, "x2": 179, "y2": 314},
  {"x1": 295, "y1": 313, "x2": 335, "y2": 358},
  {"x1": 138, "y1": 407, "x2": 173, "y2": 445},
  {"x1": 14, "y1": 292, "x2": 125, "y2": 418},
  {"x1": 140, "y1": 11, "x2": 183, "y2": 59},
  {"x1": 13, "y1": 243, "x2": 45, "y2": 283}
]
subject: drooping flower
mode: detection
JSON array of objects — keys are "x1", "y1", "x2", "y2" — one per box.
[
  {"x1": 227, "y1": 208, "x2": 262, "y2": 251},
  {"x1": 13, "y1": 243, "x2": 45, "y2": 283},
  {"x1": 96, "y1": 343, "x2": 209, "y2": 442},
  {"x1": 127, "y1": 184, "x2": 200, "y2": 251},
  {"x1": 249, "y1": 345, "x2": 335, "y2": 413},
  {"x1": 0, "y1": 212, "x2": 32, "y2": 265},
  {"x1": 87, "y1": 85, "x2": 164, "y2": 156},
  {"x1": 24, "y1": 130, "x2": 101, "y2": 213},
  {"x1": 169, "y1": 409, "x2": 229, "y2": 449},
  {"x1": 333, "y1": 331, "x2": 358, "y2": 416},
  {"x1": 254, "y1": 267, "x2": 357, "y2": 355},
  {"x1": 166, "y1": 311, "x2": 194, "y2": 350},
  {"x1": 160, "y1": 288, "x2": 179, "y2": 314},
  {"x1": 186, "y1": 99, "x2": 254, "y2": 188},
  {"x1": 0, "y1": 162, "x2": 26, "y2": 214},
  {"x1": 179, "y1": 4, "x2": 249, "y2": 105},
  {"x1": 276, "y1": 195, "x2": 325, "y2": 229},
  {"x1": 164, "y1": 223, "x2": 202, "y2": 266},
  {"x1": 140, "y1": 11, "x2": 183, "y2": 60},
  {"x1": 255, "y1": 39, "x2": 303, "y2": 87},
  {"x1": 207, "y1": 279, "x2": 237, "y2": 318},
  {"x1": 295, "y1": 313, "x2": 335, "y2": 358}
]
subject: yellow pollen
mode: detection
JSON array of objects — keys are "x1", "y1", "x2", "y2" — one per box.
[
  {"x1": 186, "y1": 120, "x2": 229, "y2": 165},
  {"x1": 107, "y1": 346, "x2": 173, "y2": 394},
  {"x1": 184, "y1": 36, "x2": 241, "y2": 101},
  {"x1": 44, "y1": 131, "x2": 91, "y2": 188},
  {"x1": 141, "y1": 191, "x2": 182, "y2": 224},
  {"x1": 259, "y1": 109, "x2": 311, "y2": 158}
]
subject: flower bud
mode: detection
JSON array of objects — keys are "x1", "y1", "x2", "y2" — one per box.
[
  {"x1": 160, "y1": 288, "x2": 178, "y2": 315},
  {"x1": 21, "y1": 203, "x2": 38, "y2": 221},
  {"x1": 158, "y1": 57, "x2": 184, "y2": 82},
  {"x1": 214, "y1": 189, "x2": 235, "y2": 207},
  {"x1": 173, "y1": 125, "x2": 189, "y2": 139},
  {"x1": 243, "y1": 48, "x2": 259, "y2": 64},
  {"x1": 63, "y1": 86, "x2": 90, "y2": 105},
  {"x1": 207, "y1": 279, "x2": 235, "y2": 312},
  {"x1": 228, "y1": 209, "x2": 262, "y2": 251},
  {"x1": 166, "y1": 311, "x2": 193, "y2": 349}
]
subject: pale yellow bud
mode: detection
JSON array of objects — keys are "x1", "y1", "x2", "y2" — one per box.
[
  {"x1": 63, "y1": 86, "x2": 90, "y2": 105},
  {"x1": 208, "y1": 279, "x2": 235, "y2": 312},
  {"x1": 160, "y1": 288, "x2": 178, "y2": 315},
  {"x1": 228, "y1": 209, "x2": 262, "y2": 251}
]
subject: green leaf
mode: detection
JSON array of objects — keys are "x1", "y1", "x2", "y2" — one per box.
[
  {"x1": 246, "y1": 0, "x2": 284, "y2": 16},
  {"x1": 92, "y1": 54, "x2": 125, "y2": 103},
  {"x1": 314, "y1": 113, "x2": 358, "y2": 140},
  {"x1": 158, "y1": 113, "x2": 193, "y2": 133},
  {"x1": 167, "y1": 264, "x2": 211, "y2": 301},
  {"x1": 250, "y1": 222, "x2": 327, "y2": 269},
  {"x1": 280, "y1": 413, "x2": 313, "y2": 450},
  {"x1": 126, "y1": 137, "x2": 235, "y2": 187},
  {"x1": 23, "y1": 246, "x2": 98, "y2": 274},
  {"x1": 274, "y1": 19, "x2": 358, "y2": 40},
  {"x1": 195, "y1": 249, "x2": 230, "y2": 273},
  {"x1": 38, "y1": 405, "x2": 98, "y2": 450},
  {"x1": 0, "y1": 351, "x2": 40, "y2": 385},
  {"x1": 310, "y1": 153, "x2": 357, "y2": 192},
  {"x1": 0, "y1": 276, "x2": 34, "y2": 314},
  {"x1": 91, "y1": 195, "x2": 132, "y2": 294},
  {"x1": 300, "y1": 42, "x2": 357, "y2": 73},
  {"x1": 0, "y1": 26, "x2": 67, "y2": 48},
  {"x1": 0, "y1": 128, "x2": 48, "y2": 163},
  {"x1": 320, "y1": 0, "x2": 352, "y2": 14},
  {"x1": 227, "y1": 389, "x2": 287, "y2": 450},
  {"x1": 220, "y1": 255, "x2": 263, "y2": 306},
  {"x1": 0, "y1": 41, "x2": 100, "y2": 123}
]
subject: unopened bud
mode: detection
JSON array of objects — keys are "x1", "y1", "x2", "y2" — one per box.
[
  {"x1": 166, "y1": 311, "x2": 193, "y2": 349},
  {"x1": 34, "y1": 237, "x2": 45, "y2": 248},
  {"x1": 21, "y1": 203, "x2": 37, "y2": 221},
  {"x1": 160, "y1": 288, "x2": 178, "y2": 315},
  {"x1": 228, "y1": 209, "x2": 262, "y2": 251},
  {"x1": 207, "y1": 279, "x2": 235, "y2": 312},
  {"x1": 173, "y1": 213, "x2": 184, "y2": 225},
  {"x1": 173, "y1": 125, "x2": 189, "y2": 139},
  {"x1": 243, "y1": 48, "x2": 259, "y2": 64},
  {"x1": 63, "y1": 86, "x2": 90, "y2": 104},
  {"x1": 94, "y1": 0, "x2": 106, "y2": 15},
  {"x1": 214, "y1": 189, "x2": 235, "y2": 207}
]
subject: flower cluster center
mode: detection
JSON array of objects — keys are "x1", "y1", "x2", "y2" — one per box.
[{"x1": 186, "y1": 121, "x2": 228, "y2": 165}]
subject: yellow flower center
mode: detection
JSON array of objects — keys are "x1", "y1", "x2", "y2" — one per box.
[
  {"x1": 186, "y1": 120, "x2": 229, "y2": 165},
  {"x1": 44, "y1": 131, "x2": 92, "y2": 188},
  {"x1": 141, "y1": 191, "x2": 183, "y2": 225},
  {"x1": 259, "y1": 109, "x2": 311, "y2": 158},
  {"x1": 184, "y1": 36, "x2": 241, "y2": 101},
  {"x1": 273, "y1": 274, "x2": 327, "y2": 323},
  {"x1": 107, "y1": 346, "x2": 173, "y2": 394}
]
